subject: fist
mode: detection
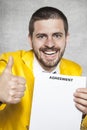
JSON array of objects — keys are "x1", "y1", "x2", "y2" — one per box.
[{"x1": 0, "y1": 56, "x2": 26, "y2": 104}]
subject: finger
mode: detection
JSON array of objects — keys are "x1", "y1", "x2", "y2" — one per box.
[
  {"x1": 14, "y1": 92, "x2": 24, "y2": 98},
  {"x1": 11, "y1": 85, "x2": 26, "y2": 92},
  {"x1": 8, "y1": 79, "x2": 26, "y2": 92},
  {"x1": 5, "y1": 56, "x2": 14, "y2": 74},
  {"x1": 75, "y1": 103, "x2": 87, "y2": 114},
  {"x1": 13, "y1": 98, "x2": 22, "y2": 104},
  {"x1": 76, "y1": 88, "x2": 87, "y2": 93},
  {"x1": 11, "y1": 76, "x2": 26, "y2": 85},
  {"x1": 9, "y1": 98, "x2": 21, "y2": 104},
  {"x1": 74, "y1": 97, "x2": 87, "y2": 106},
  {"x1": 10, "y1": 91, "x2": 25, "y2": 98},
  {"x1": 17, "y1": 77, "x2": 26, "y2": 84},
  {"x1": 6, "y1": 94, "x2": 22, "y2": 104},
  {"x1": 16, "y1": 84, "x2": 26, "y2": 92},
  {"x1": 74, "y1": 92, "x2": 87, "y2": 100}
]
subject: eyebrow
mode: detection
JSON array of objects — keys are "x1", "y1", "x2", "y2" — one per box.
[
  {"x1": 36, "y1": 33, "x2": 47, "y2": 37},
  {"x1": 52, "y1": 32, "x2": 63, "y2": 35}
]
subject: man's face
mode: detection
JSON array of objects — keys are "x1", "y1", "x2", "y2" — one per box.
[{"x1": 29, "y1": 19, "x2": 68, "y2": 72}]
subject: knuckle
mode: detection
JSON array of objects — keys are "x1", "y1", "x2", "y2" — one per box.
[
  {"x1": 19, "y1": 77, "x2": 26, "y2": 84},
  {"x1": 9, "y1": 90, "x2": 15, "y2": 96}
]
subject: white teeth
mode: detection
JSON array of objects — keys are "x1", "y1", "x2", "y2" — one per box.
[{"x1": 44, "y1": 51, "x2": 56, "y2": 55}]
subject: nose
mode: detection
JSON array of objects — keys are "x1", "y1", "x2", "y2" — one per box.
[{"x1": 45, "y1": 36, "x2": 54, "y2": 48}]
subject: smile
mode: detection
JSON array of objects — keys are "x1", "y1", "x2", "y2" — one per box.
[{"x1": 44, "y1": 51, "x2": 57, "y2": 55}]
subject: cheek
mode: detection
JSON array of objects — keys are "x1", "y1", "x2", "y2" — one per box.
[
  {"x1": 56, "y1": 42, "x2": 66, "y2": 49},
  {"x1": 32, "y1": 40, "x2": 43, "y2": 49},
  {"x1": 58, "y1": 39, "x2": 66, "y2": 47}
]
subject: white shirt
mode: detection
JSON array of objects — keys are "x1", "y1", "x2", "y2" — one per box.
[{"x1": 33, "y1": 55, "x2": 60, "y2": 77}]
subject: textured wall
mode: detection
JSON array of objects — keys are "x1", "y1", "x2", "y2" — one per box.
[{"x1": 0, "y1": 0, "x2": 87, "y2": 75}]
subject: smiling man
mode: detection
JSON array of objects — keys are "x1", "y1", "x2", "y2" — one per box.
[
  {"x1": 29, "y1": 19, "x2": 67, "y2": 72},
  {"x1": 0, "y1": 6, "x2": 87, "y2": 130}
]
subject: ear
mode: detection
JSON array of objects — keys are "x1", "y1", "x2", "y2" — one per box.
[
  {"x1": 65, "y1": 32, "x2": 69, "y2": 44},
  {"x1": 28, "y1": 34, "x2": 33, "y2": 49}
]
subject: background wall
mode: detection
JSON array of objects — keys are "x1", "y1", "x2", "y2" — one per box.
[{"x1": 0, "y1": 0, "x2": 87, "y2": 75}]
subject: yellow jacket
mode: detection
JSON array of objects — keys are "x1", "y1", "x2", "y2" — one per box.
[{"x1": 0, "y1": 50, "x2": 86, "y2": 130}]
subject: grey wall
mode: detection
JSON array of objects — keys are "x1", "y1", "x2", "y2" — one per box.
[{"x1": 0, "y1": 0, "x2": 87, "y2": 75}]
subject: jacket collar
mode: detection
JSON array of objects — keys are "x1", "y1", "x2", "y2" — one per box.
[{"x1": 22, "y1": 50, "x2": 34, "y2": 71}]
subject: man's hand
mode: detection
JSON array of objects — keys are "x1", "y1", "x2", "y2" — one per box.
[
  {"x1": 0, "y1": 56, "x2": 26, "y2": 104},
  {"x1": 74, "y1": 88, "x2": 87, "y2": 114}
]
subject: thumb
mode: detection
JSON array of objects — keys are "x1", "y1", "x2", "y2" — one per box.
[{"x1": 5, "y1": 56, "x2": 14, "y2": 73}]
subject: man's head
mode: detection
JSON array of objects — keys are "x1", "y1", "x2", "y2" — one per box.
[
  {"x1": 28, "y1": 6, "x2": 69, "y2": 72},
  {"x1": 29, "y1": 6, "x2": 68, "y2": 37}
]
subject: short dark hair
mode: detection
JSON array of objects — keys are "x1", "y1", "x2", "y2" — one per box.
[{"x1": 29, "y1": 6, "x2": 68, "y2": 37}]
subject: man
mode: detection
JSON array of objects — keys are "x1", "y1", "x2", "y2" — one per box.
[{"x1": 0, "y1": 6, "x2": 87, "y2": 130}]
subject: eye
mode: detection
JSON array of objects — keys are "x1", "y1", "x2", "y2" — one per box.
[
  {"x1": 37, "y1": 34, "x2": 47, "y2": 39},
  {"x1": 53, "y1": 33, "x2": 63, "y2": 39}
]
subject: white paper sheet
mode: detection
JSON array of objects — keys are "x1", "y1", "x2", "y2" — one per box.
[{"x1": 29, "y1": 73, "x2": 86, "y2": 130}]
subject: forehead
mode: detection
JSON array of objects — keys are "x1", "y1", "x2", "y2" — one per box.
[{"x1": 33, "y1": 19, "x2": 65, "y2": 33}]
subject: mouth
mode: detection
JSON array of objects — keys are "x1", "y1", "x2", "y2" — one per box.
[
  {"x1": 40, "y1": 48, "x2": 59, "y2": 56},
  {"x1": 44, "y1": 50, "x2": 57, "y2": 55}
]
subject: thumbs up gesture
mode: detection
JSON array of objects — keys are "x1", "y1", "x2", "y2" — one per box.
[{"x1": 0, "y1": 56, "x2": 26, "y2": 104}]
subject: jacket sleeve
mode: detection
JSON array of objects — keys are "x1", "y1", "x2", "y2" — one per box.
[{"x1": 0, "y1": 53, "x2": 8, "y2": 110}]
